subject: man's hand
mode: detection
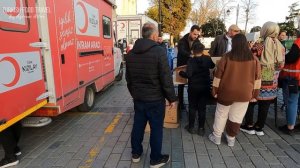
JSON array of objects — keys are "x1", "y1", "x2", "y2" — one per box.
[{"x1": 250, "y1": 98, "x2": 257, "y2": 102}]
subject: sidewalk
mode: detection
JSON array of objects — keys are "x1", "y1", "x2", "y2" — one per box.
[{"x1": 0, "y1": 79, "x2": 300, "y2": 168}]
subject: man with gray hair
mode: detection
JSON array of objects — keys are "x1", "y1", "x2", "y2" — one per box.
[{"x1": 125, "y1": 22, "x2": 177, "y2": 168}]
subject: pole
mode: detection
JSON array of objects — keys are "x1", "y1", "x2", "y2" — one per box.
[
  {"x1": 236, "y1": 4, "x2": 239, "y2": 25},
  {"x1": 158, "y1": 0, "x2": 162, "y2": 37}
]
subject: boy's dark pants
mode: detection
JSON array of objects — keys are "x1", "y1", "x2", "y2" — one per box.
[{"x1": 188, "y1": 88, "x2": 208, "y2": 129}]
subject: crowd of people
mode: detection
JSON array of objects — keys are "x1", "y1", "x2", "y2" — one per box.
[
  {"x1": 2, "y1": 21, "x2": 300, "y2": 168},
  {"x1": 124, "y1": 21, "x2": 300, "y2": 167}
]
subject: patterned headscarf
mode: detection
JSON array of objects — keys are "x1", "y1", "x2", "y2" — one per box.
[{"x1": 260, "y1": 22, "x2": 284, "y2": 68}]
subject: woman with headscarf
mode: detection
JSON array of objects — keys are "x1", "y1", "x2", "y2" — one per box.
[{"x1": 240, "y1": 22, "x2": 285, "y2": 136}]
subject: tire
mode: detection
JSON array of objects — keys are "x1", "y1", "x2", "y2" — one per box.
[
  {"x1": 78, "y1": 86, "x2": 95, "y2": 112},
  {"x1": 115, "y1": 63, "x2": 123, "y2": 81}
]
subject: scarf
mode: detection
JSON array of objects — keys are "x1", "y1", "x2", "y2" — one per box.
[{"x1": 260, "y1": 22, "x2": 284, "y2": 69}]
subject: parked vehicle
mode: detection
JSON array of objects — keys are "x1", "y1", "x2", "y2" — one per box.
[
  {"x1": 0, "y1": 0, "x2": 122, "y2": 131},
  {"x1": 113, "y1": 14, "x2": 158, "y2": 54}
]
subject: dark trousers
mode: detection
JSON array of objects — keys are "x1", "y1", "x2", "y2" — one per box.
[
  {"x1": 131, "y1": 99, "x2": 165, "y2": 162},
  {"x1": 178, "y1": 84, "x2": 185, "y2": 109},
  {"x1": 0, "y1": 122, "x2": 22, "y2": 159},
  {"x1": 244, "y1": 100, "x2": 272, "y2": 129},
  {"x1": 188, "y1": 88, "x2": 207, "y2": 129}
]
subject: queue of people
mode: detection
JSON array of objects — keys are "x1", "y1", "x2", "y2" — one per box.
[{"x1": 124, "y1": 21, "x2": 300, "y2": 167}]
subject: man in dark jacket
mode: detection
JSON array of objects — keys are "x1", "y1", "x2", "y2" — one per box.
[
  {"x1": 209, "y1": 24, "x2": 240, "y2": 57},
  {"x1": 125, "y1": 22, "x2": 177, "y2": 168},
  {"x1": 177, "y1": 25, "x2": 201, "y2": 111}
]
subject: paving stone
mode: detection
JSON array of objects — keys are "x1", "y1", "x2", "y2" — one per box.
[
  {"x1": 207, "y1": 149, "x2": 224, "y2": 165},
  {"x1": 232, "y1": 149, "x2": 253, "y2": 165},
  {"x1": 223, "y1": 156, "x2": 240, "y2": 168},
  {"x1": 54, "y1": 152, "x2": 74, "y2": 167},
  {"x1": 65, "y1": 159, "x2": 82, "y2": 168},
  {"x1": 241, "y1": 143, "x2": 260, "y2": 156},
  {"x1": 195, "y1": 143, "x2": 208, "y2": 155},
  {"x1": 197, "y1": 155, "x2": 212, "y2": 168},
  {"x1": 104, "y1": 154, "x2": 121, "y2": 168},
  {"x1": 172, "y1": 148, "x2": 184, "y2": 162},
  {"x1": 277, "y1": 156, "x2": 299, "y2": 168},
  {"x1": 212, "y1": 163, "x2": 227, "y2": 168},
  {"x1": 117, "y1": 160, "x2": 131, "y2": 168},
  {"x1": 171, "y1": 162, "x2": 185, "y2": 168},
  {"x1": 184, "y1": 152, "x2": 198, "y2": 168},
  {"x1": 112, "y1": 141, "x2": 127, "y2": 154},
  {"x1": 265, "y1": 144, "x2": 287, "y2": 157},
  {"x1": 120, "y1": 148, "x2": 131, "y2": 161},
  {"x1": 218, "y1": 145, "x2": 234, "y2": 157},
  {"x1": 248, "y1": 136, "x2": 267, "y2": 150},
  {"x1": 257, "y1": 149, "x2": 280, "y2": 165},
  {"x1": 249, "y1": 156, "x2": 269, "y2": 168},
  {"x1": 284, "y1": 149, "x2": 300, "y2": 164}
]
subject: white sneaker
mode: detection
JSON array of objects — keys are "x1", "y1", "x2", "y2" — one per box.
[
  {"x1": 225, "y1": 134, "x2": 235, "y2": 147},
  {"x1": 208, "y1": 133, "x2": 221, "y2": 145}
]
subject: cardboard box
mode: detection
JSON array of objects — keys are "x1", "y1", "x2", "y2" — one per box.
[
  {"x1": 174, "y1": 65, "x2": 187, "y2": 84},
  {"x1": 145, "y1": 101, "x2": 179, "y2": 132}
]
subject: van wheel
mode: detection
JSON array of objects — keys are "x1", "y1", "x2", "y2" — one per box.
[
  {"x1": 78, "y1": 86, "x2": 95, "y2": 112},
  {"x1": 115, "y1": 63, "x2": 123, "y2": 81}
]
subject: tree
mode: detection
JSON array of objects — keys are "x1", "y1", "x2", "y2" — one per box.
[
  {"x1": 286, "y1": 2, "x2": 300, "y2": 22},
  {"x1": 189, "y1": 0, "x2": 219, "y2": 26},
  {"x1": 146, "y1": 0, "x2": 192, "y2": 45},
  {"x1": 277, "y1": 2, "x2": 300, "y2": 38},
  {"x1": 250, "y1": 26, "x2": 261, "y2": 33},
  {"x1": 201, "y1": 18, "x2": 226, "y2": 37},
  {"x1": 240, "y1": 0, "x2": 257, "y2": 33}
]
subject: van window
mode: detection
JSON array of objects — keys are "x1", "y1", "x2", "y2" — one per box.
[
  {"x1": 103, "y1": 16, "x2": 111, "y2": 39},
  {"x1": 0, "y1": 0, "x2": 30, "y2": 32}
]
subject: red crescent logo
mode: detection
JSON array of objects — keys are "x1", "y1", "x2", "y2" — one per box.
[
  {"x1": 5, "y1": 0, "x2": 21, "y2": 17},
  {"x1": 77, "y1": 1, "x2": 89, "y2": 33},
  {"x1": 0, "y1": 57, "x2": 21, "y2": 87}
]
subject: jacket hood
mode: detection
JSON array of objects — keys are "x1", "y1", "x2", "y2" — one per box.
[{"x1": 131, "y1": 38, "x2": 158, "y2": 54}]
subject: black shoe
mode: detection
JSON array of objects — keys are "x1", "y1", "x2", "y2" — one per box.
[
  {"x1": 294, "y1": 123, "x2": 300, "y2": 130},
  {"x1": 184, "y1": 125, "x2": 196, "y2": 134},
  {"x1": 197, "y1": 127, "x2": 205, "y2": 136},
  {"x1": 0, "y1": 157, "x2": 19, "y2": 168},
  {"x1": 150, "y1": 154, "x2": 170, "y2": 168},
  {"x1": 14, "y1": 147, "x2": 21, "y2": 156},
  {"x1": 240, "y1": 125, "x2": 255, "y2": 135},
  {"x1": 278, "y1": 125, "x2": 294, "y2": 135},
  {"x1": 132, "y1": 153, "x2": 141, "y2": 163}
]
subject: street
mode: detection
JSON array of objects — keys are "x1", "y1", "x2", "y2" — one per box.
[{"x1": 1, "y1": 75, "x2": 300, "y2": 168}]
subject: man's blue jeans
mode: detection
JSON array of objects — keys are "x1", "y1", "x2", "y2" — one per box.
[{"x1": 131, "y1": 99, "x2": 165, "y2": 161}]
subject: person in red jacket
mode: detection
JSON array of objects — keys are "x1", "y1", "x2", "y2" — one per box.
[{"x1": 278, "y1": 33, "x2": 300, "y2": 135}]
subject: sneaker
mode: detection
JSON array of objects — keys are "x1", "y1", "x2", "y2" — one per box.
[
  {"x1": 225, "y1": 134, "x2": 235, "y2": 147},
  {"x1": 197, "y1": 128, "x2": 205, "y2": 136},
  {"x1": 0, "y1": 157, "x2": 19, "y2": 168},
  {"x1": 14, "y1": 147, "x2": 21, "y2": 156},
  {"x1": 240, "y1": 125, "x2": 255, "y2": 135},
  {"x1": 132, "y1": 154, "x2": 141, "y2": 163},
  {"x1": 254, "y1": 127, "x2": 264, "y2": 136},
  {"x1": 150, "y1": 154, "x2": 170, "y2": 168},
  {"x1": 278, "y1": 125, "x2": 294, "y2": 135},
  {"x1": 208, "y1": 133, "x2": 221, "y2": 145},
  {"x1": 184, "y1": 125, "x2": 196, "y2": 134}
]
